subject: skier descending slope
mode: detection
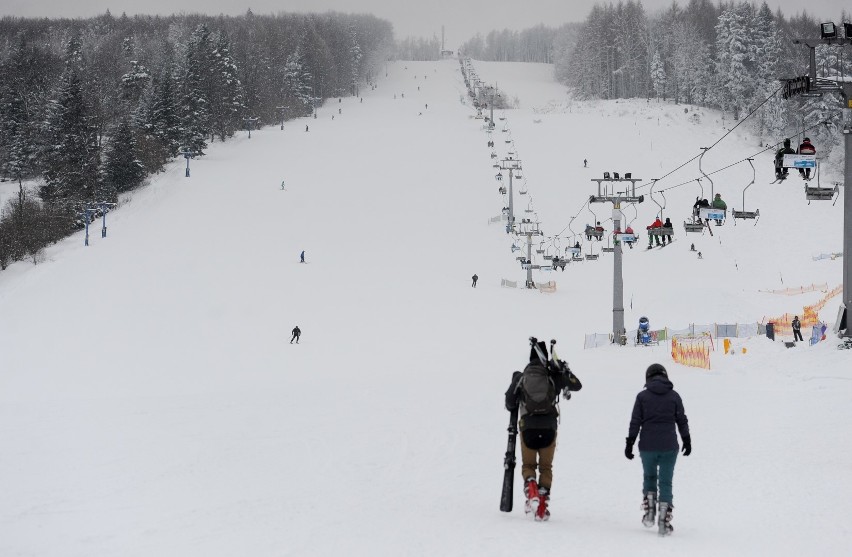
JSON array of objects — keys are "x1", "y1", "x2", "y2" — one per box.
[
  {"x1": 625, "y1": 364, "x2": 691, "y2": 536},
  {"x1": 504, "y1": 339, "x2": 582, "y2": 521}
]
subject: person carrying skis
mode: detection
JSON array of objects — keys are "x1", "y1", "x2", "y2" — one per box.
[
  {"x1": 775, "y1": 138, "x2": 795, "y2": 180},
  {"x1": 625, "y1": 363, "x2": 690, "y2": 537},
  {"x1": 797, "y1": 138, "x2": 816, "y2": 179},
  {"x1": 792, "y1": 315, "x2": 804, "y2": 342},
  {"x1": 646, "y1": 216, "x2": 663, "y2": 247},
  {"x1": 711, "y1": 194, "x2": 726, "y2": 225},
  {"x1": 290, "y1": 326, "x2": 301, "y2": 344},
  {"x1": 505, "y1": 339, "x2": 582, "y2": 521}
]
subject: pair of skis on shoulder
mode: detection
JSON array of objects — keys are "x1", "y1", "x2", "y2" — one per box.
[{"x1": 500, "y1": 337, "x2": 560, "y2": 520}]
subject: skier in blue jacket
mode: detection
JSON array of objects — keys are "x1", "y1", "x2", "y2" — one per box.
[{"x1": 624, "y1": 363, "x2": 690, "y2": 536}]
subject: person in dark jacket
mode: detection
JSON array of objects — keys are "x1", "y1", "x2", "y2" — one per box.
[
  {"x1": 792, "y1": 315, "x2": 803, "y2": 342},
  {"x1": 662, "y1": 217, "x2": 673, "y2": 245},
  {"x1": 471, "y1": 274, "x2": 478, "y2": 287},
  {"x1": 625, "y1": 363, "x2": 690, "y2": 536},
  {"x1": 506, "y1": 340, "x2": 582, "y2": 517},
  {"x1": 290, "y1": 326, "x2": 301, "y2": 344},
  {"x1": 775, "y1": 138, "x2": 795, "y2": 179}
]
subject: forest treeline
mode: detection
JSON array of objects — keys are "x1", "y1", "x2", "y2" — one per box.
[
  {"x1": 0, "y1": 10, "x2": 393, "y2": 269},
  {"x1": 461, "y1": 1, "x2": 850, "y2": 149}
]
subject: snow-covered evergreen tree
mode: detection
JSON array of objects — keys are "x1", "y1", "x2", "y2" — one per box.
[
  {"x1": 283, "y1": 50, "x2": 314, "y2": 115},
  {"x1": 715, "y1": 4, "x2": 760, "y2": 119},
  {"x1": 209, "y1": 31, "x2": 244, "y2": 142},
  {"x1": 650, "y1": 50, "x2": 666, "y2": 99},
  {"x1": 102, "y1": 117, "x2": 145, "y2": 197},
  {"x1": 41, "y1": 67, "x2": 101, "y2": 202},
  {"x1": 177, "y1": 24, "x2": 213, "y2": 155},
  {"x1": 348, "y1": 27, "x2": 362, "y2": 96}
]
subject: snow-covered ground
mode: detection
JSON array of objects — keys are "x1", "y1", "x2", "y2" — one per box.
[{"x1": 1, "y1": 59, "x2": 850, "y2": 556}]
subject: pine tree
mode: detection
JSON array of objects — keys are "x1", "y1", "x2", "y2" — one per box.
[
  {"x1": 177, "y1": 24, "x2": 214, "y2": 155},
  {"x1": 210, "y1": 31, "x2": 245, "y2": 141},
  {"x1": 283, "y1": 50, "x2": 314, "y2": 115},
  {"x1": 348, "y1": 26, "x2": 362, "y2": 96},
  {"x1": 41, "y1": 67, "x2": 101, "y2": 202},
  {"x1": 650, "y1": 50, "x2": 667, "y2": 99},
  {"x1": 102, "y1": 117, "x2": 145, "y2": 196}
]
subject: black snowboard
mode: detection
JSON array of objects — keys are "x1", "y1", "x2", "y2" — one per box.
[{"x1": 500, "y1": 406, "x2": 519, "y2": 512}]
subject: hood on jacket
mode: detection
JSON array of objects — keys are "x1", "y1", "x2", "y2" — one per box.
[{"x1": 645, "y1": 376, "x2": 674, "y2": 394}]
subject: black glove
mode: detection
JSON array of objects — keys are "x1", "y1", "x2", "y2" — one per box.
[
  {"x1": 624, "y1": 437, "x2": 635, "y2": 460},
  {"x1": 681, "y1": 436, "x2": 692, "y2": 456}
]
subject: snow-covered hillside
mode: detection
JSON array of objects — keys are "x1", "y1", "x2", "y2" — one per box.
[{"x1": 1, "y1": 59, "x2": 850, "y2": 556}]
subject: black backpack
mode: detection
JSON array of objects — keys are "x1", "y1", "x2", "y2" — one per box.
[{"x1": 520, "y1": 364, "x2": 556, "y2": 415}]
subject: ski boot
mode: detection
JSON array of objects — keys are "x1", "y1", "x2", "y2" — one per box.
[
  {"x1": 535, "y1": 486, "x2": 550, "y2": 521},
  {"x1": 523, "y1": 478, "x2": 540, "y2": 516},
  {"x1": 641, "y1": 491, "x2": 657, "y2": 528},
  {"x1": 658, "y1": 502, "x2": 673, "y2": 536}
]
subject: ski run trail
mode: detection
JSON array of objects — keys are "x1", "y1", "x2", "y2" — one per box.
[{"x1": 1, "y1": 59, "x2": 850, "y2": 556}]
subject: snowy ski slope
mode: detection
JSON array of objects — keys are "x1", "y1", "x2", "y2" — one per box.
[{"x1": 1, "y1": 59, "x2": 850, "y2": 556}]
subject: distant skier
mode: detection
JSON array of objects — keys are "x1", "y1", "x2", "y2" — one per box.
[
  {"x1": 290, "y1": 326, "x2": 301, "y2": 344},
  {"x1": 300, "y1": 250, "x2": 305, "y2": 263},
  {"x1": 305, "y1": 125, "x2": 309, "y2": 132},
  {"x1": 625, "y1": 363, "x2": 690, "y2": 537},
  {"x1": 584, "y1": 159, "x2": 588, "y2": 168},
  {"x1": 505, "y1": 339, "x2": 582, "y2": 521},
  {"x1": 472, "y1": 274, "x2": 478, "y2": 288},
  {"x1": 775, "y1": 138, "x2": 795, "y2": 180},
  {"x1": 792, "y1": 315, "x2": 804, "y2": 342},
  {"x1": 797, "y1": 138, "x2": 816, "y2": 179}
]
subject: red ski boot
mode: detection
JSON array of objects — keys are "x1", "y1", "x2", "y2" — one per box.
[
  {"x1": 523, "y1": 478, "x2": 540, "y2": 516},
  {"x1": 535, "y1": 486, "x2": 550, "y2": 521}
]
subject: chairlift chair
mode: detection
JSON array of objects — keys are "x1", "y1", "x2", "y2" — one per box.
[
  {"x1": 684, "y1": 179, "x2": 706, "y2": 233},
  {"x1": 731, "y1": 159, "x2": 760, "y2": 224},
  {"x1": 602, "y1": 235, "x2": 615, "y2": 253},
  {"x1": 802, "y1": 161, "x2": 840, "y2": 203}
]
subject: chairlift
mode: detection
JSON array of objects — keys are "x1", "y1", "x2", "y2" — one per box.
[
  {"x1": 697, "y1": 148, "x2": 726, "y2": 225},
  {"x1": 519, "y1": 183, "x2": 528, "y2": 195},
  {"x1": 602, "y1": 234, "x2": 615, "y2": 253},
  {"x1": 536, "y1": 241, "x2": 546, "y2": 255},
  {"x1": 585, "y1": 242, "x2": 599, "y2": 261},
  {"x1": 803, "y1": 160, "x2": 840, "y2": 203},
  {"x1": 584, "y1": 205, "x2": 604, "y2": 241},
  {"x1": 731, "y1": 159, "x2": 760, "y2": 224},
  {"x1": 647, "y1": 180, "x2": 675, "y2": 240},
  {"x1": 683, "y1": 179, "x2": 706, "y2": 233},
  {"x1": 496, "y1": 172, "x2": 503, "y2": 182},
  {"x1": 490, "y1": 151, "x2": 498, "y2": 159}
]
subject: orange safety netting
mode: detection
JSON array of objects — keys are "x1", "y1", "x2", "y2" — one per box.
[
  {"x1": 671, "y1": 336, "x2": 712, "y2": 370},
  {"x1": 762, "y1": 285, "x2": 842, "y2": 337}
]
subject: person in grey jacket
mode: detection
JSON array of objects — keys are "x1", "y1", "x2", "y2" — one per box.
[{"x1": 624, "y1": 363, "x2": 690, "y2": 536}]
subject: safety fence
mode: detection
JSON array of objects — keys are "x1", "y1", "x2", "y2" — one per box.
[
  {"x1": 488, "y1": 214, "x2": 508, "y2": 224},
  {"x1": 585, "y1": 323, "x2": 762, "y2": 350},
  {"x1": 500, "y1": 278, "x2": 557, "y2": 293},
  {"x1": 762, "y1": 285, "x2": 842, "y2": 338},
  {"x1": 811, "y1": 253, "x2": 843, "y2": 261},
  {"x1": 759, "y1": 283, "x2": 829, "y2": 295},
  {"x1": 671, "y1": 335, "x2": 713, "y2": 369}
]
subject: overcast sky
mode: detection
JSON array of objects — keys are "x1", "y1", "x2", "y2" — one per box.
[{"x1": 1, "y1": 0, "x2": 847, "y2": 47}]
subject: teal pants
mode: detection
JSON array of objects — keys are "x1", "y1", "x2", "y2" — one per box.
[{"x1": 640, "y1": 450, "x2": 678, "y2": 503}]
